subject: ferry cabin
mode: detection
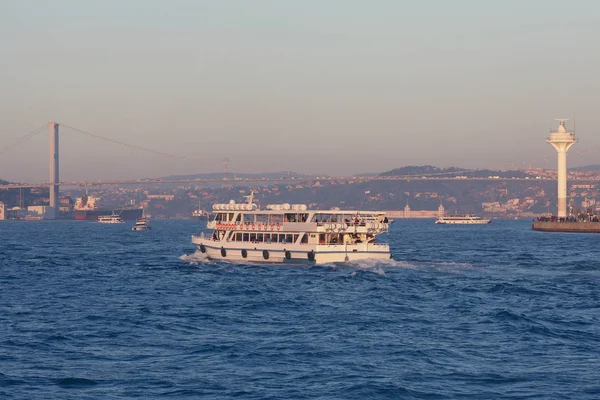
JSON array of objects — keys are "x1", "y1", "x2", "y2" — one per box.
[{"x1": 192, "y1": 203, "x2": 391, "y2": 264}]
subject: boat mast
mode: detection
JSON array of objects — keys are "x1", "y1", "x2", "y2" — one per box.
[{"x1": 244, "y1": 190, "x2": 255, "y2": 205}]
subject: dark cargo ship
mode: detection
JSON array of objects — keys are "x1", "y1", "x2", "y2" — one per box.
[{"x1": 73, "y1": 194, "x2": 143, "y2": 221}]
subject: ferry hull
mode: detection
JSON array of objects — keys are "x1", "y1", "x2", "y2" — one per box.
[{"x1": 192, "y1": 238, "x2": 391, "y2": 265}]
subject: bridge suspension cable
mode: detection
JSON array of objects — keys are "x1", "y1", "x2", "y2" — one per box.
[
  {"x1": 0, "y1": 124, "x2": 47, "y2": 156},
  {"x1": 60, "y1": 123, "x2": 217, "y2": 166}
]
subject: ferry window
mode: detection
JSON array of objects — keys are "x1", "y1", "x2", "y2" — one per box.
[
  {"x1": 243, "y1": 233, "x2": 249, "y2": 242},
  {"x1": 228, "y1": 213, "x2": 234, "y2": 222},
  {"x1": 293, "y1": 234, "x2": 299, "y2": 243},
  {"x1": 300, "y1": 234, "x2": 307, "y2": 244},
  {"x1": 271, "y1": 234, "x2": 279, "y2": 243},
  {"x1": 257, "y1": 233, "x2": 263, "y2": 242},
  {"x1": 319, "y1": 234, "x2": 325, "y2": 244},
  {"x1": 235, "y1": 233, "x2": 242, "y2": 241},
  {"x1": 243, "y1": 215, "x2": 253, "y2": 223},
  {"x1": 300, "y1": 213, "x2": 308, "y2": 222},
  {"x1": 265, "y1": 234, "x2": 272, "y2": 243},
  {"x1": 236, "y1": 214, "x2": 241, "y2": 222},
  {"x1": 285, "y1": 234, "x2": 293, "y2": 243},
  {"x1": 250, "y1": 233, "x2": 256, "y2": 242}
]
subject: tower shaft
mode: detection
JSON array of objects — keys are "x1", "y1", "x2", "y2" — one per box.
[
  {"x1": 555, "y1": 148, "x2": 568, "y2": 218},
  {"x1": 49, "y1": 122, "x2": 59, "y2": 219}
]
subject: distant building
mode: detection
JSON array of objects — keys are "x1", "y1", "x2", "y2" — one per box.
[
  {"x1": 385, "y1": 203, "x2": 445, "y2": 219},
  {"x1": 147, "y1": 194, "x2": 175, "y2": 201},
  {"x1": 27, "y1": 205, "x2": 56, "y2": 220}
]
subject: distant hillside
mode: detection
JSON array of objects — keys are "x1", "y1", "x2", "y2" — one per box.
[
  {"x1": 379, "y1": 165, "x2": 465, "y2": 177},
  {"x1": 158, "y1": 171, "x2": 317, "y2": 180},
  {"x1": 570, "y1": 165, "x2": 600, "y2": 172},
  {"x1": 379, "y1": 165, "x2": 527, "y2": 179}
]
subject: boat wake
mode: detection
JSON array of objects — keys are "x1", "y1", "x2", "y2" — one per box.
[
  {"x1": 325, "y1": 258, "x2": 418, "y2": 275},
  {"x1": 325, "y1": 258, "x2": 477, "y2": 275},
  {"x1": 179, "y1": 251, "x2": 211, "y2": 265}
]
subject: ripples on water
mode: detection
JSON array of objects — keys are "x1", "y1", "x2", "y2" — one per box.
[{"x1": 1, "y1": 220, "x2": 599, "y2": 399}]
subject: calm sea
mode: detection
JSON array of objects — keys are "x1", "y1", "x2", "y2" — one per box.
[{"x1": 1, "y1": 219, "x2": 599, "y2": 399}]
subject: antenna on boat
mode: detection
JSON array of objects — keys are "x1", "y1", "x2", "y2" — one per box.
[{"x1": 244, "y1": 189, "x2": 255, "y2": 205}]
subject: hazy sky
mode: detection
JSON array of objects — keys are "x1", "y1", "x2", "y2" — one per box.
[{"x1": 1, "y1": 0, "x2": 599, "y2": 182}]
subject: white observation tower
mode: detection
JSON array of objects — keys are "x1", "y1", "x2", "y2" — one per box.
[{"x1": 546, "y1": 119, "x2": 576, "y2": 218}]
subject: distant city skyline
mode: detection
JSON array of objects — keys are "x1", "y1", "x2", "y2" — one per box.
[{"x1": 1, "y1": 0, "x2": 599, "y2": 182}]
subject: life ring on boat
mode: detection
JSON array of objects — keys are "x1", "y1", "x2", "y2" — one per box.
[
  {"x1": 263, "y1": 250, "x2": 269, "y2": 260},
  {"x1": 200, "y1": 244, "x2": 206, "y2": 253},
  {"x1": 252, "y1": 224, "x2": 256, "y2": 230},
  {"x1": 277, "y1": 224, "x2": 281, "y2": 231},
  {"x1": 241, "y1": 249, "x2": 247, "y2": 258},
  {"x1": 258, "y1": 224, "x2": 262, "y2": 230},
  {"x1": 307, "y1": 251, "x2": 315, "y2": 262},
  {"x1": 270, "y1": 224, "x2": 274, "y2": 231},
  {"x1": 220, "y1": 247, "x2": 226, "y2": 257},
  {"x1": 285, "y1": 250, "x2": 291, "y2": 260}
]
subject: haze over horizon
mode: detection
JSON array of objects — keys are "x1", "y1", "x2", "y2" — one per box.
[{"x1": 1, "y1": 1, "x2": 599, "y2": 182}]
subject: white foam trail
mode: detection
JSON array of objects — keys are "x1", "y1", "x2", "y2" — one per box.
[
  {"x1": 325, "y1": 258, "x2": 419, "y2": 275},
  {"x1": 179, "y1": 251, "x2": 211, "y2": 265}
]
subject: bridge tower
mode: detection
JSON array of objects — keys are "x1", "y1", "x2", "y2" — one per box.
[
  {"x1": 49, "y1": 122, "x2": 59, "y2": 219},
  {"x1": 547, "y1": 119, "x2": 576, "y2": 218}
]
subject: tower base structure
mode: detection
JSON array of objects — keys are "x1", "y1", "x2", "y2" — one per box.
[{"x1": 532, "y1": 220, "x2": 600, "y2": 233}]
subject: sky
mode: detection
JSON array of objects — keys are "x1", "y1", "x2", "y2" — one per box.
[{"x1": 1, "y1": 0, "x2": 599, "y2": 182}]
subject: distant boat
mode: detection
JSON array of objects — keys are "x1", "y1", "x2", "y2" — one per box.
[
  {"x1": 98, "y1": 213, "x2": 124, "y2": 224},
  {"x1": 132, "y1": 217, "x2": 151, "y2": 231},
  {"x1": 192, "y1": 202, "x2": 209, "y2": 220},
  {"x1": 435, "y1": 214, "x2": 491, "y2": 224}
]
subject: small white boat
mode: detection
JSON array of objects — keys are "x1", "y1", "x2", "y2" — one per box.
[
  {"x1": 98, "y1": 213, "x2": 124, "y2": 224},
  {"x1": 132, "y1": 217, "x2": 151, "y2": 231},
  {"x1": 435, "y1": 214, "x2": 491, "y2": 224}
]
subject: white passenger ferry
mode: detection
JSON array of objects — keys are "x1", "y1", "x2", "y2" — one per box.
[
  {"x1": 435, "y1": 214, "x2": 491, "y2": 224},
  {"x1": 191, "y1": 193, "x2": 391, "y2": 264},
  {"x1": 97, "y1": 213, "x2": 124, "y2": 224}
]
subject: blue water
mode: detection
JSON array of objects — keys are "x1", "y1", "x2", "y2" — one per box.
[{"x1": 1, "y1": 219, "x2": 599, "y2": 399}]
